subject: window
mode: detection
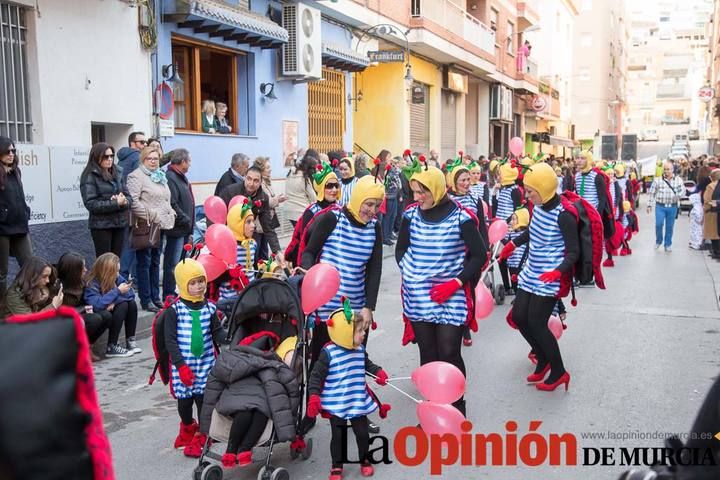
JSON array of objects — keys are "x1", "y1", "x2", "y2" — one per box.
[
  {"x1": 490, "y1": 8, "x2": 498, "y2": 31},
  {"x1": 171, "y1": 37, "x2": 244, "y2": 134},
  {"x1": 0, "y1": 2, "x2": 31, "y2": 142},
  {"x1": 506, "y1": 21, "x2": 514, "y2": 53},
  {"x1": 513, "y1": 114, "x2": 521, "y2": 137},
  {"x1": 580, "y1": 33, "x2": 592, "y2": 47}
]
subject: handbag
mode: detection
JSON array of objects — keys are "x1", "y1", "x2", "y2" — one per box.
[{"x1": 130, "y1": 208, "x2": 161, "y2": 250}]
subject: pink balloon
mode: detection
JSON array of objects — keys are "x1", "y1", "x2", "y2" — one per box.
[
  {"x1": 205, "y1": 224, "x2": 237, "y2": 265},
  {"x1": 301, "y1": 263, "x2": 341, "y2": 315},
  {"x1": 411, "y1": 361, "x2": 466, "y2": 403},
  {"x1": 196, "y1": 254, "x2": 227, "y2": 282},
  {"x1": 416, "y1": 402, "x2": 466, "y2": 436},
  {"x1": 228, "y1": 195, "x2": 249, "y2": 211},
  {"x1": 474, "y1": 282, "x2": 494, "y2": 319},
  {"x1": 488, "y1": 220, "x2": 509, "y2": 244},
  {"x1": 548, "y1": 315, "x2": 563, "y2": 339},
  {"x1": 204, "y1": 196, "x2": 228, "y2": 225},
  {"x1": 509, "y1": 136, "x2": 524, "y2": 157}
]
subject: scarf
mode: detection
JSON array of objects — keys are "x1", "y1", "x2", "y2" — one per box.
[{"x1": 140, "y1": 164, "x2": 167, "y2": 185}]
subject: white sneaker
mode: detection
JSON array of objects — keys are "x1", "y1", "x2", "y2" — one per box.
[
  {"x1": 655, "y1": 244, "x2": 661, "y2": 250},
  {"x1": 665, "y1": 246, "x2": 672, "y2": 252},
  {"x1": 126, "y1": 337, "x2": 142, "y2": 354},
  {"x1": 106, "y1": 343, "x2": 134, "y2": 358}
]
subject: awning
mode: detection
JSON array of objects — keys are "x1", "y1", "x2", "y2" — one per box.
[
  {"x1": 547, "y1": 135, "x2": 576, "y2": 147},
  {"x1": 322, "y1": 43, "x2": 369, "y2": 72},
  {"x1": 164, "y1": 0, "x2": 288, "y2": 49}
]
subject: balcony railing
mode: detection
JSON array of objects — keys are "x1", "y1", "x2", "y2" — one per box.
[
  {"x1": 526, "y1": 58, "x2": 538, "y2": 78},
  {"x1": 412, "y1": 0, "x2": 495, "y2": 55}
]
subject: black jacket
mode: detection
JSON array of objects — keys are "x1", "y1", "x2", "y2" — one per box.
[
  {"x1": 214, "y1": 168, "x2": 243, "y2": 196},
  {"x1": 166, "y1": 166, "x2": 195, "y2": 238},
  {"x1": 0, "y1": 167, "x2": 30, "y2": 236},
  {"x1": 79, "y1": 164, "x2": 130, "y2": 230},
  {"x1": 219, "y1": 183, "x2": 280, "y2": 253}
]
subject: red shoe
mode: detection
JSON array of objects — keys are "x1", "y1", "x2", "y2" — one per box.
[
  {"x1": 626, "y1": 247, "x2": 632, "y2": 255},
  {"x1": 174, "y1": 420, "x2": 198, "y2": 449},
  {"x1": 536, "y1": 372, "x2": 570, "y2": 392},
  {"x1": 463, "y1": 337, "x2": 473, "y2": 346},
  {"x1": 221, "y1": 453, "x2": 237, "y2": 468},
  {"x1": 528, "y1": 351, "x2": 537, "y2": 364},
  {"x1": 237, "y1": 451, "x2": 252, "y2": 466},
  {"x1": 183, "y1": 433, "x2": 207, "y2": 458},
  {"x1": 329, "y1": 467, "x2": 343, "y2": 480},
  {"x1": 602, "y1": 258, "x2": 614, "y2": 267},
  {"x1": 360, "y1": 462, "x2": 375, "y2": 477},
  {"x1": 619, "y1": 248, "x2": 629, "y2": 256},
  {"x1": 526, "y1": 364, "x2": 550, "y2": 383}
]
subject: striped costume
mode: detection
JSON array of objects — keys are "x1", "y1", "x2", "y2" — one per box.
[
  {"x1": 218, "y1": 241, "x2": 257, "y2": 300},
  {"x1": 575, "y1": 171, "x2": 600, "y2": 209},
  {"x1": 307, "y1": 202, "x2": 323, "y2": 216},
  {"x1": 496, "y1": 185, "x2": 518, "y2": 222},
  {"x1": 317, "y1": 210, "x2": 377, "y2": 319},
  {"x1": 609, "y1": 181, "x2": 618, "y2": 218},
  {"x1": 556, "y1": 176, "x2": 564, "y2": 195},
  {"x1": 339, "y1": 178, "x2": 358, "y2": 206},
  {"x1": 320, "y1": 343, "x2": 376, "y2": 419},
  {"x1": 449, "y1": 192, "x2": 480, "y2": 219},
  {"x1": 616, "y1": 177, "x2": 628, "y2": 199},
  {"x1": 507, "y1": 228, "x2": 528, "y2": 269},
  {"x1": 170, "y1": 301, "x2": 216, "y2": 399},
  {"x1": 518, "y1": 203, "x2": 566, "y2": 297},
  {"x1": 470, "y1": 182, "x2": 487, "y2": 204},
  {"x1": 399, "y1": 204, "x2": 471, "y2": 326}
]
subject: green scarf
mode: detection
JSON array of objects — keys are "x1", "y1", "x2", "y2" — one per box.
[{"x1": 189, "y1": 310, "x2": 204, "y2": 358}]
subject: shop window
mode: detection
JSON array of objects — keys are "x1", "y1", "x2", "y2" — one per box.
[{"x1": 171, "y1": 37, "x2": 245, "y2": 134}]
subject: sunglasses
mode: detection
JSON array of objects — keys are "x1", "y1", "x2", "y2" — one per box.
[
  {"x1": 325, "y1": 183, "x2": 340, "y2": 190},
  {"x1": 135, "y1": 140, "x2": 147, "y2": 145},
  {"x1": 102, "y1": 154, "x2": 115, "y2": 160},
  {"x1": 6, "y1": 148, "x2": 16, "y2": 154}
]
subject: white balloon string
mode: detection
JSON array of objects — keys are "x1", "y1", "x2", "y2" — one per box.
[{"x1": 366, "y1": 371, "x2": 421, "y2": 404}]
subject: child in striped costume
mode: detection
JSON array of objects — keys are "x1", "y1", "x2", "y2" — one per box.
[
  {"x1": 500, "y1": 207, "x2": 529, "y2": 295},
  {"x1": 216, "y1": 200, "x2": 257, "y2": 309},
  {"x1": 165, "y1": 256, "x2": 224, "y2": 457},
  {"x1": 307, "y1": 302, "x2": 390, "y2": 480}
]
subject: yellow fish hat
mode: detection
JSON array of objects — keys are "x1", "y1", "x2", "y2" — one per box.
[
  {"x1": 524, "y1": 162, "x2": 558, "y2": 204},
  {"x1": 312, "y1": 161, "x2": 339, "y2": 202},
  {"x1": 347, "y1": 175, "x2": 385, "y2": 224},
  {"x1": 623, "y1": 200, "x2": 631, "y2": 213},
  {"x1": 410, "y1": 164, "x2": 447, "y2": 207},
  {"x1": 276, "y1": 336, "x2": 297, "y2": 364},
  {"x1": 445, "y1": 157, "x2": 469, "y2": 191},
  {"x1": 489, "y1": 159, "x2": 500, "y2": 174},
  {"x1": 326, "y1": 297, "x2": 359, "y2": 350},
  {"x1": 468, "y1": 161, "x2": 482, "y2": 173},
  {"x1": 227, "y1": 200, "x2": 255, "y2": 242},
  {"x1": 174, "y1": 256, "x2": 207, "y2": 302},
  {"x1": 512, "y1": 207, "x2": 530, "y2": 230},
  {"x1": 614, "y1": 162, "x2": 626, "y2": 178},
  {"x1": 577, "y1": 150, "x2": 594, "y2": 173},
  {"x1": 499, "y1": 162, "x2": 519, "y2": 186}
]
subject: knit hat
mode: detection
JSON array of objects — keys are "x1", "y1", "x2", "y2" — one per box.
[
  {"x1": 312, "y1": 161, "x2": 339, "y2": 202},
  {"x1": 614, "y1": 162, "x2": 626, "y2": 178},
  {"x1": 499, "y1": 162, "x2": 519, "y2": 186},
  {"x1": 326, "y1": 297, "x2": 360, "y2": 350},
  {"x1": 410, "y1": 165, "x2": 447, "y2": 207},
  {"x1": 512, "y1": 207, "x2": 530, "y2": 230},
  {"x1": 347, "y1": 175, "x2": 385, "y2": 224},
  {"x1": 577, "y1": 150, "x2": 594, "y2": 173},
  {"x1": 445, "y1": 157, "x2": 469, "y2": 190},
  {"x1": 523, "y1": 162, "x2": 557, "y2": 204},
  {"x1": 227, "y1": 200, "x2": 255, "y2": 242},
  {"x1": 174, "y1": 258, "x2": 207, "y2": 303}
]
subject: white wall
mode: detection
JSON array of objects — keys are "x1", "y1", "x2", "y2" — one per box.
[{"x1": 26, "y1": 0, "x2": 152, "y2": 147}]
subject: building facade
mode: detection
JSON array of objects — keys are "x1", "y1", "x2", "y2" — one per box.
[{"x1": 708, "y1": 0, "x2": 720, "y2": 153}]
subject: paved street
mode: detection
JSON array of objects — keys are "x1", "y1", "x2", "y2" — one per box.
[
  {"x1": 98, "y1": 200, "x2": 720, "y2": 480},
  {"x1": 637, "y1": 139, "x2": 709, "y2": 160}
]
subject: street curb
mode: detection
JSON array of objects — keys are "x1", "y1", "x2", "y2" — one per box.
[{"x1": 702, "y1": 250, "x2": 720, "y2": 311}]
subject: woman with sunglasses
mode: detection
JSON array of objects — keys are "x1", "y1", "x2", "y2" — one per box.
[
  {"x1": 0, "y1": 136, "x2": 33, "y2": 306},
  {"x1": 80, "y1": 143, "x2": 132, "y2": 257}
]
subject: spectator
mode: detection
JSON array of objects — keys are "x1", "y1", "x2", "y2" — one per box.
[
  {"x1": 84, "y1": 253, "x2": 138, "y2": 358},
  {"x1": 164, "y1": 148, "x2": 195, "y2": 299},
  {"x1": 707, "y1": 169, "x2": 720, "y2": 259},
  {"x1": 214, "y1": 153, "x2": 249, "y2": 196},
  {"x1": 201, "y1": 100, "x2": 218, "y2": 134},
  {"x1": 215, "y1": 102, "x2": 232, "y2": 134},
  {"x1": 0, "y1": 136, "x2": 33, "y2": 307},
  {"x1": 428, "y1": 149, "x2": 441, "y2": 169},
  {"x1": 219, "y1": 166, "x2": 285, "y2": 264},
  {"x1": 126, "y1": 145, "x2": 176, "y2": 312},
  {"x1": 80, "y1": 142, "x2": 131, "y2": 258},
  {"x1": 382, "y1": 156, "x2": 401, "y2": 245},
  {"x1": 354, "y1": 153, "x2": 370, "y2": 178},
  {"x1": 285, "y1": 150, "x2": 318, "y2": 227},
  {"x1": 0, "y1": 256, "x2": 62, "y2": 317},
  {"x1": 117, "y1": 131, "x2": 147, "y2": 279},
  {"x1": 647, "y1": 161, "x2": 684, "y2": 252},
  {"x1": 147, "y1": 138, "x2": 171, "y2": 167},
  {"x1": 253, "y1": 156, "x2": 287, "y2": 259}
]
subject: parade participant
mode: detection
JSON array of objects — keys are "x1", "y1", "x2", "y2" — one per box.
[
  {"x1": 337, "y1": 157, "x2": 357, "y2": 206},
  {"x1": 216, "y1": 200, "x2": 257, "y2": 307},
  {"x1": 603, "y1": 165, "x2": 623, "y2": 267},
  {"x1": 555, "y1": 167, "x2": 564, "y2": 195},
  {"x1": 500, "y1": 162, "x2": 579, "y2": 391},
  {"x1": 573, "y1": 150, "x2": 610, "y2": 213},
  {"x1": 468, "y1": 161, "x2": 490, "y2": 210},
  {"x1": 396, "y1": 164, "x2": 487, "y2": 415},
  {"x1": 163, "y1": 253, "x2": 224, "y2": 457},
  {"x1": 307, "y1": 302, "x2": 390, "y2": 480},
  {"x1": 488, "y1": 159, "x2": 501, "y2": 217},
  {"x1": 496, "y1": 161, "x2": 523, "y2": 223},
  {"x1": 499, "y1": 207, "x2": 529, "y2": 295},
  {"x1": 615, "y1": 162, "x2": 630, "y2": 203}
]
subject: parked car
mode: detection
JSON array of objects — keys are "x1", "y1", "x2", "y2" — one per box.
[
  {"x1": 672, "y1": 134, "x2": 689, "y2": 146},
  {"x1": 679, "y1": 180, "x2": 696, "y2": 212},
  {"x1": 687, "y1": 129, "x2": 700, "y2": 140},
  {"x1": 640, "y1": 129, "x2": 659, "y2": 141}
]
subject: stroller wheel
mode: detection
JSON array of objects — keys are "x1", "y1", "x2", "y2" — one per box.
[
  {"x1": 258, "y1": 466, "x2": 272, "y2": 480},
  {"x1": 494, "y1": 285, "x2": 505, "y2": 305},
  {"x1": 200, "y1": 464, "x2": 223, "y2": 480},
  {"x1": 270, "y1": 467, "x2": 290, "y2": 480},
  {"x1": 193, "y1": 462, "x2": 209, "y2": 480},
  {"x1": 301, "y1": 437, "x2": 313, "y2": 460}
]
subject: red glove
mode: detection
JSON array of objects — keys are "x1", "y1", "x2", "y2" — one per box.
[
  {"x1": 499, "y1": 241, "x2": 516, "y2": 260},
  {"x1": 375, "y1": 370, "x2": 389, "y2": 386},
  {"x1": 178, "y1": 365, "x2": 194, "y2": 387},
  {"x1": 430, "y1": 279, "x2": 462, "y2": 304},
  {"x1": 378, "y1": 403, "x2": 391, "y2": 419},
  {"x1": 539, "y1": 270, "x2": 562, "y2": 283},
  {"x1": 307, "y1": 394, "x2": 322, "y2": 418}
]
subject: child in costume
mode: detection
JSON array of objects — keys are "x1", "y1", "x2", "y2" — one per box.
[
  {"x1": 307, "y1": 301, "x2": 391, "y2": 480},
  {"x1": 689, "y1": 192, "x2": 703, "y2": 250},
  {"x1": 165, "y1": 253, "x2": 225, "y2": 457},
  {"x1": 501, "y1": 207, "x2": 530, "y2": 295},
  {"x1": 215, "y1": 199, "x2": 257, "y2": 310}
]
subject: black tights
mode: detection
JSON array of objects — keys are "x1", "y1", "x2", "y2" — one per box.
[
  {"x1": 227, "y1": 410, "x2": 268, "y2": 454},
  {"x1": 107, "y1": 300, "x2": 138, "y2": 345},
  {"x1": 84, "y1": 311, "x2": 110, "y2": 344},
  {"x1": 412, "y1": 322, "x2": 466, "y2": 414},
  {"x1": 330, "y1": 415, "x2": 369, "y2": 468},
  {"x1": 512, "y1": 289, "x2": 566, "y2": 383},
  {"x1": 177, "y1": 396, "x2": 203, "y2": 425},
  {"x1": 711, "y1": 239, "x2": 720, "y2": 255},
  {"x1": 499, "y1": 261, "x2": 519, "y2": 291}
]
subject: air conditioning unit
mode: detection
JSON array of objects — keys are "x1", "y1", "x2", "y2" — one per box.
[{"x1": 282, "y1": 3, "x2": 322, "y2": 79}]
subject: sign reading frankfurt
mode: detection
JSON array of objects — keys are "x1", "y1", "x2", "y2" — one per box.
[{"x1": 367, "y1": 50, "x2": 405, "y2": 63}]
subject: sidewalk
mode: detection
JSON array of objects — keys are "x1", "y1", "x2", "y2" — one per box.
[{"x1": 702, "y1": 244, "x2": 720, "y2": 311}]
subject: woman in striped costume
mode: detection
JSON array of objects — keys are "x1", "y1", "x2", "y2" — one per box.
[
  {"x1": 165, "y1": 256, "x2": 224, "y2": 457},
  {"x1": 338, "y1": 157, "x2": 358, "y2": 206},
  {"x1": 573, "y1": 150, "x2": 609, "y2": 213},
  {"x1": 216, "y1": 200, "x2": 257, "y2": 309},
  {"x1": 469, "y1": 161, "x2": 490, "y2": 209},
  {"x1": 284, "y1": 161, "x2": 340, "y2": 266},
  {"x1": 496, "y1": 162, "x2": 523, "y2": 292},
  {"x1": 396, "y1": 165, "x2": 487, "y2": 415},
  {"x1": 500, "y1": 162, "x2": 579, "y2": 392},
  {"x1": 603, "y1": 166, "x2": 623, "y2": 267}
]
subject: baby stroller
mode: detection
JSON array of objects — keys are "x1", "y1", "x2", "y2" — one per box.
[
  {"x1": 193, "y1": 278, "x2": 313, "y2": 480},
  {"x1": 483, "y1": 240, "x2": 506, "y2": 305}
]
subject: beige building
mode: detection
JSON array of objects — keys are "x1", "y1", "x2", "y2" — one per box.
[{"x1": 706, "y1": 0, "x2": 720, "y2": 153}]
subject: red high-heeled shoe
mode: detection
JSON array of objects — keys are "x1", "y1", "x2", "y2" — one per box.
[
  {"x1": 536, "y1": 372, "x2": 570, "y2": 391},
  {"x1": 526, "y1": 364, "x2": 550, "y2": 383}
]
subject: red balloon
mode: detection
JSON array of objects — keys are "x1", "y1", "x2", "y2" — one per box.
[
  {"x1": 474, "y1": 282, "x2": 494, "y2": 320},
  {"x1": 301, "y1": 263, "x2": 340, "y2": 315},
  {"x1": 416, "y1": 402, "x2": 465, "y2": 436},
  {"x1": 548, "y1": 315, "x2": 563, "y2": 340},
  {"x1": 197, "y1": 254, "x2": 227, "y2": 282},
  {"x1": 488, "y1": 220, "x2": 509, "y2": 245},
  {"x1": 204, "y1": 196, "x2": 228, "y2": 225},
  {"x1": 205, "y1": 224, "x2": 237, "y2": 265},
  {"x1": 228, "y1": 195, "x2": 248, "y2": 211},
  {"x1": 411, "y1": 361, "x2": 466, "y2": 404}
]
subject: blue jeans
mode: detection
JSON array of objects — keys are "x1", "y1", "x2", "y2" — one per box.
[
  {"x1": 119, "y1": 229, "x2": 136, "y2": 280},
  {"x1": 136, "y1": 243, "x2": 161, "y2": 306},
  {"x1": 163, "y1": 235, "x2": 186, "y2": 299},
  {"x1": 655, "y1": 204, "x2": 678, "y2": 248},
  {"x1": 381, "y1": 197, "x2": 398, "y2": 242}
]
